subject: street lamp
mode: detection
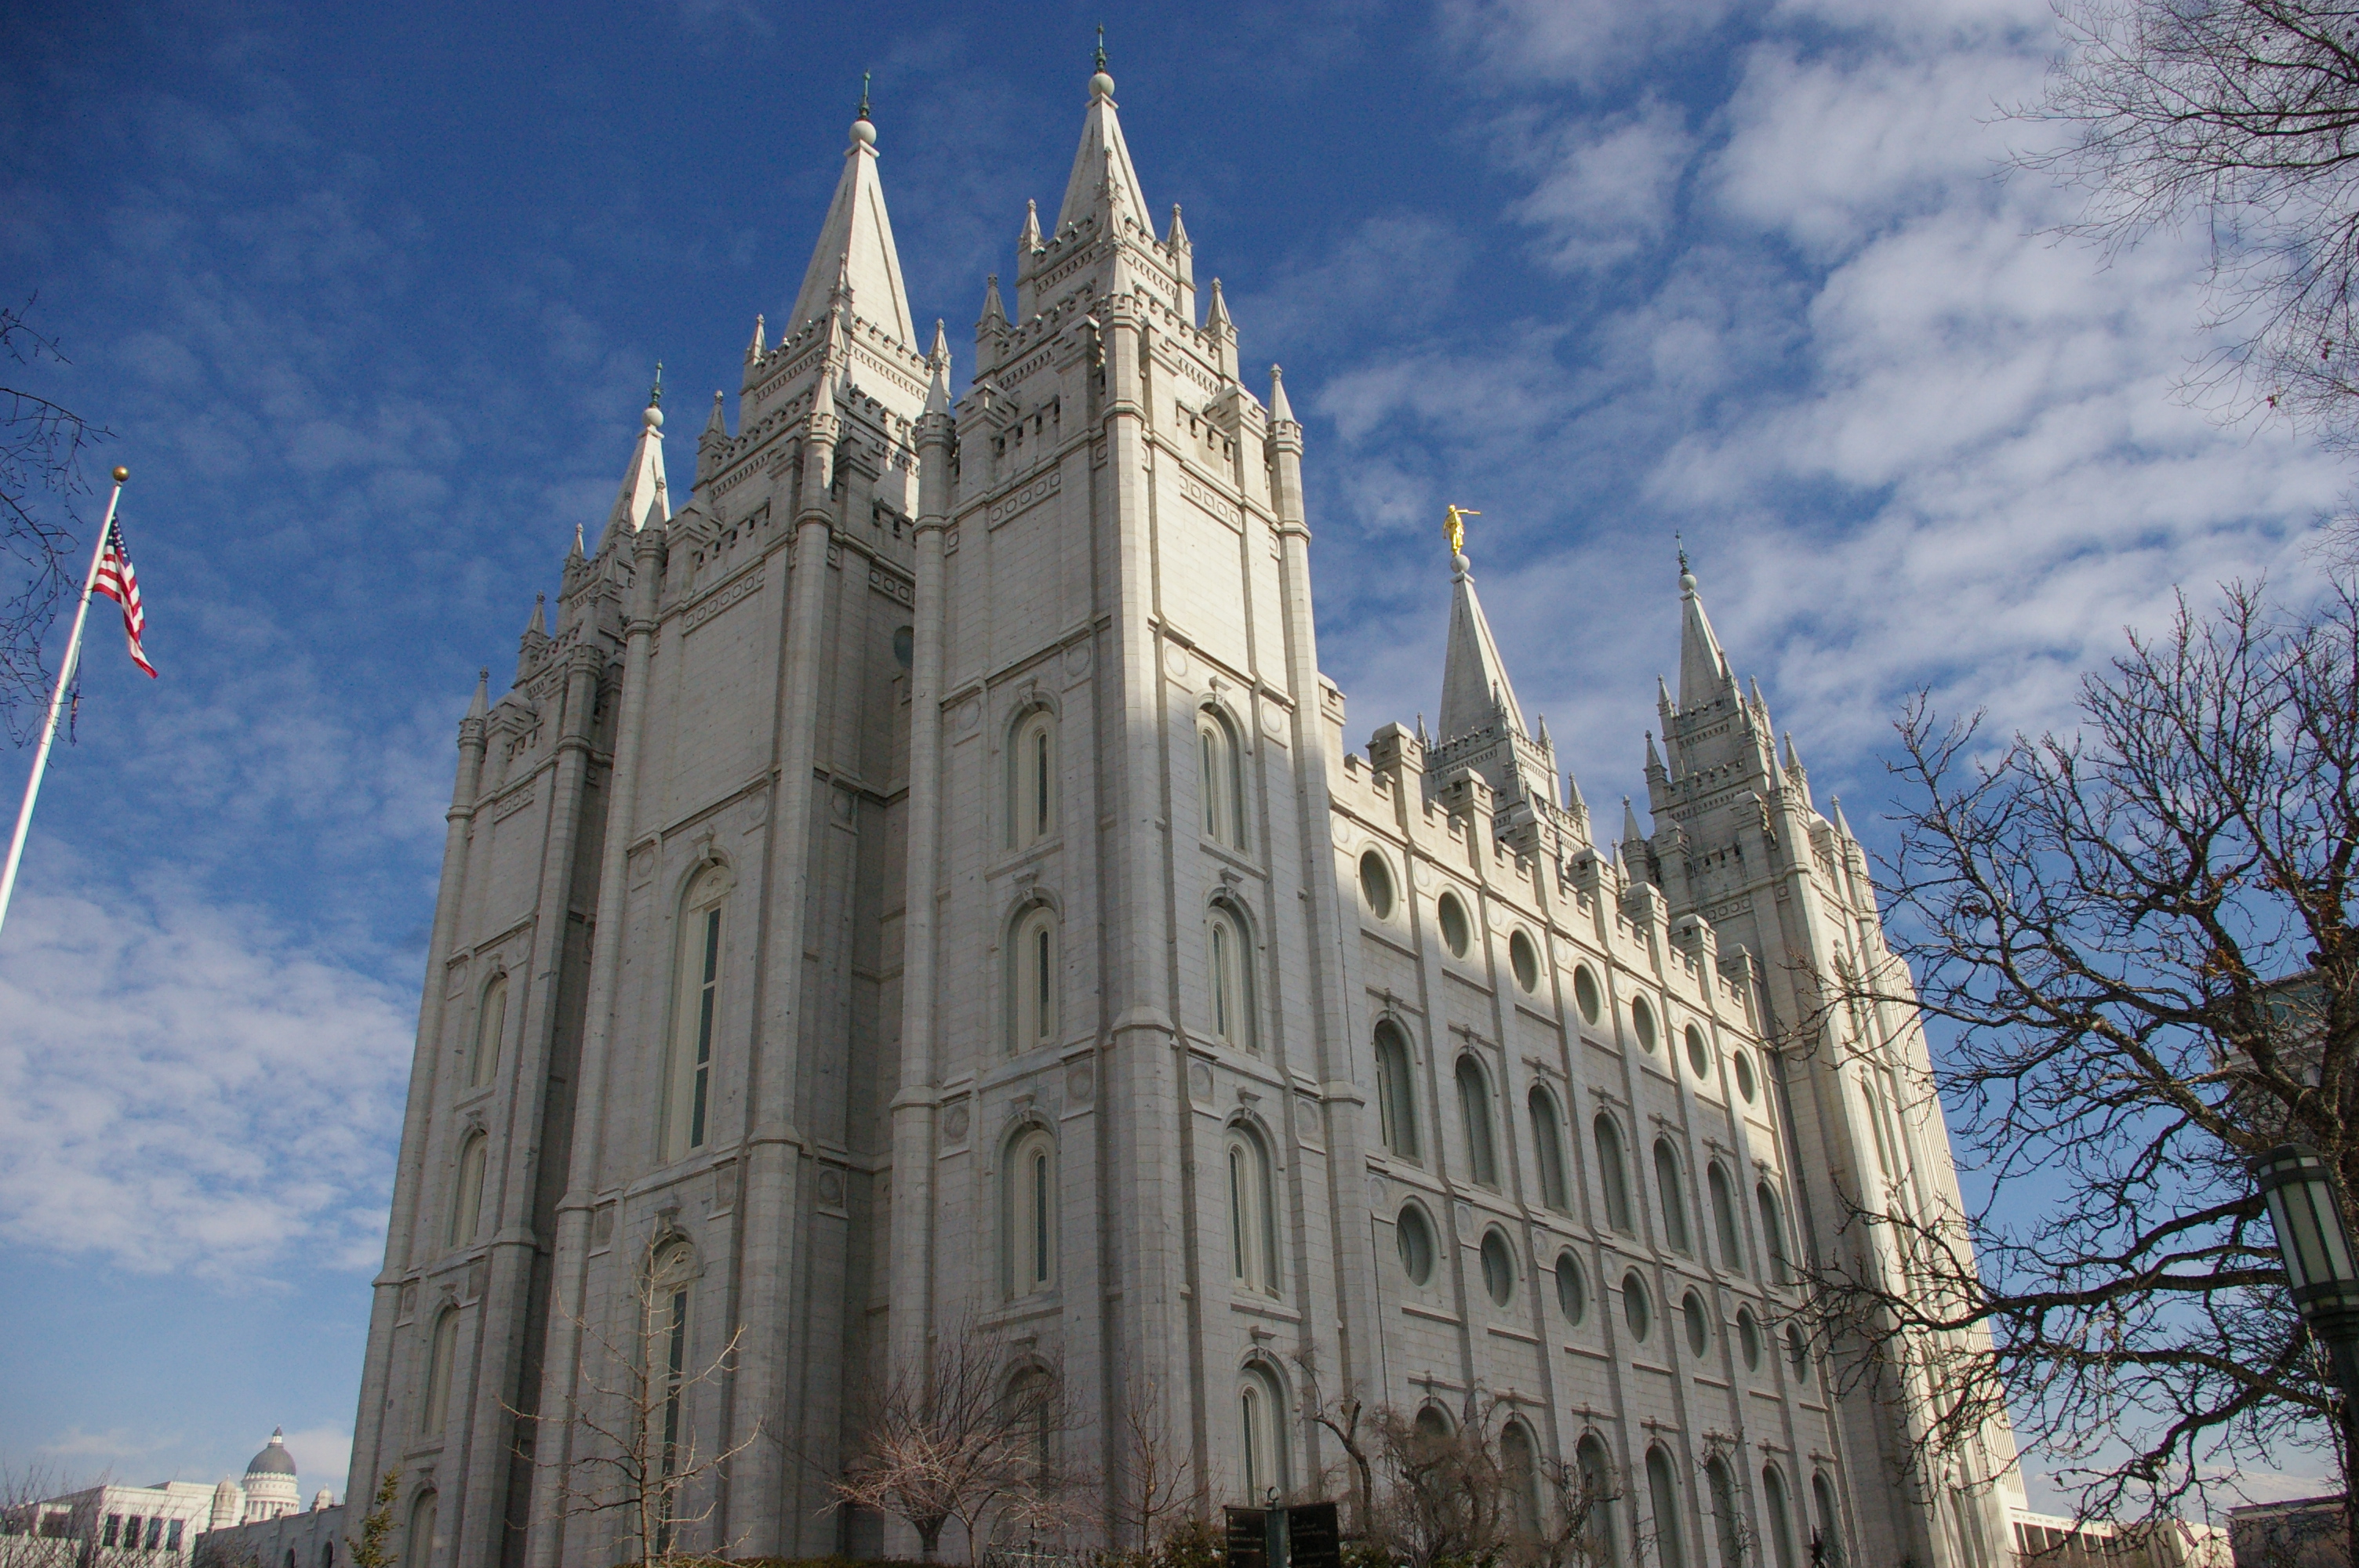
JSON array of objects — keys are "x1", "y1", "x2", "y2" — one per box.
[{"x1": 2253, "y1": 1143, "x2": 2359, "y2": 1538}]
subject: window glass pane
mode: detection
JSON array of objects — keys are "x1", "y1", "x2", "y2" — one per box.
[
  {"x1": 1530, "y1": 1088, "x2": 1568, "y2": 1210},
  {"x1": 1764, "y1": 1468, "x2": 1798, "y2": 1568},
  {"x1": 1480, "y1": 1230, "x2": 1515, "y2": 1305},
  {"x1": 1573, "y1": 966, "x2": 1601, "y2": 1024},
  {"x1": 1397, "y1": 1205, "x2": 1434, "y2": 1283},
  {"x1": 1646, "y1": 1449, "x2": 1685, "y2": 1568},
  {"x1": 1595, "y1": 1116, "x2": 1633, "y2": 1232},
  {"x1": 1510, "y1": 931, "x2": 1539, "y2": 992},
  {"x1": 1555, "y1": 1250, "x2": 1587, "y2": 1323},
  {"x1": 1655, "y1": 1141, "x2": 1692, "y2": 1254},
  {"x1": 1359, "y1": 851, "x2": 1394, "y2": 918},
  {"x1": 1376, "y1": 1025, "x2": 1418, "y2": 1160},
  {"x1": 1457, "y1": 1058, "x2": 1497, "y2": 1186},
  {"x1": 1710, "y1": 1164, "x2": 1743, "y2": 1272},
  {"x1": 1438, "y1": 893, "x2": 1470, "y2": 957},
  {"x1": 1632, "y1": 996, "x2": 1657, "y2": 1052},
  {"x1": 1758, "y1": 1184, "x2": 1791, "y2": 1283},
  {"x1": 1682, "y1": 1290, "x2": 1710, "y2": 1356},
  {"x1": 1623, "y1": 1271, "x2": 1651, "y2": 1339}
]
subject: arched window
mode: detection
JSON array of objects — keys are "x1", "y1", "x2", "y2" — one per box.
[
  {"x1": 1479, "y1": 1228, "x2": 1516, "y2": 1306},
  {"x1": 1594, "y1": 1114, "x2": 1634, "y2": 1232},
  {"x1": 1396, "y1": 1203, "x2": 1436, "y2": 1284},
  {"x1": 470, "y1": 974, "x2": 507, "y2": 1091},
  {"x1": 1238, "y1": 1363, "x2": 1288, "y2": 1499},
  {"x1": 1528, "y1": 1086, "x2": 1568, "y2": 1210},
  {"x1": 1575, "y1": 1438, "x2": 1618, "y2": 1563},
  {"x1": 1623, "y1": 1270, "x2": 1652, "y2": 1339},
  {"x1": 1456, "y1": 1056, "x2": 1498, "y2": 1187},
  {"x1": 1761, "y1": 1465, "x2": 1799, "y2": 1568},
  {"x1": 1554, "y1": 1250, "x2": 1587, "y2": 1325},
  {"x1": 1500, "y1": 1421, "x2": 1540, "y2": 1538},
  {"x1": 661, "y1": 866, "x2": 729, "y2": 1162},
  {"x1": 1010, "y1": 709, "x2": 1056, "y2": 848},
  {"x1": 1227, "y1": 1127, "x2": 1278, "y2": 1293},
  {"x1": 447, "y1": 1132, "x2": 487, "y2": 1250},
  {"x1": 1010, "y1": 904, "x2": 1059, "y2": 1053},
  {"x1": 1414, "y1": 1405, "x2": 1453, "y2": 1441},
  {"x1": 404, "y1": 1490, "x2": 438, "y2": 1568},
  {"x1": 1373, "y1": 1022, "x2": 1419, "y2": 1161},
  {"x1": 1006, "y1": 1127, "x2": 1056, "y2": 1297},
  {"x1": 1645, "y1": 1446, "x2": 1687, "y2": 1568},
  {"x1": 1707, "y1": 1163, "x2": 1743, "y2": 1272},
  {"x1": 1757, "y1": 1181, "x2": 1792, "y2": 1285},
  {"x1": 1198, "y1": 708, "x2": 1246, "y2": 850},
  {"x1": 1653, "y1": 1138, "x2": 1692, "y2": 1254},
  {"x1": 420, "y1": 1309, "x2": 459, "y2": 1436},
  {"x1": 1811, "y1": 1474, "x2": 1846, "y2": 1567},
  {"x1": 1207, "y1": 903, "x2": 1256, "y2": 1051},
  {"x1": 649, "y1": 1244, "x2": 696, "y2": 1559},
  {"x1": 1005, "y1": 1367, "x2": 1056, "y2": 1482},
  {"x1": 1706, "y1": 1457, "x2": 1743, "y2": 1568}
]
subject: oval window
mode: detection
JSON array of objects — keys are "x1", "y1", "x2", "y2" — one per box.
[
  {"x1": 1685, "y1": 1024, "x2": 1710, "y2": 1078},
  {"x1": 1622, "y1": 1270, "x2": 1652, "y2": 1340},
  {"x1": 1480, "y1": 1229, "x2": 1516, "y2": 1306},
  {"x1": 1573, "y1": 965, "x2": 1601, "y2": 1025},
  {"x1": 1359, "y1": 851, "x2": 1395, "y2": 919},
  {"x1": 1733, "y1": 1049, "x2": 1757, "y2": 1103},
  {"x1": 1632, "y1": 996, "x2": 1657, "y2": 1053},
  {"x1": 1788, "y1": 1323, "x2": 1812, "y2": 1378},
  {"x1": 1736, "y1": 1306, "x2": 1762, "y2": 1370},
  {"x1": 1683, "y1": 1290, "x2": 1710, "y2": 1356},
  {"x1": 1397, "y1": 1204, "x2": 1435, "y2": 1285},
  {"x1": 1555, "y1": 1250, "x2": 1587, "y2": 1326},
  {"x1": 1509, "y1": 930, "x2": 1539, "y2": 993},
  {"x1": 1437, "y1": 892, "x2": 1470, "y2": 958}
]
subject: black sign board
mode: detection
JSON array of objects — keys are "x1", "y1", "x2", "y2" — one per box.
[
  {"x1": 1225, "y1": 1508, "x2": 1269, "y2": 1568},
  {"x1": 1285, "y1": 1503, "x2": 1341, "y2": 1568}
]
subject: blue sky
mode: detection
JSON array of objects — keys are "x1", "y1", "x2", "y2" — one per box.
[{"x1": 0, "y1": 0, "x2": 2339, "y2": 1515}]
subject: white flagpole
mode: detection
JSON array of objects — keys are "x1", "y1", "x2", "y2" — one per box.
[{"x1": 0, "y1": 465, "x2": 128, "y2": 941}]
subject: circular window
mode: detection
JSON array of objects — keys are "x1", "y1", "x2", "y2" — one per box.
[
  {"x1": 1573, "y1": 965, "x2": 1601, "y2": 1025},
  {"x1": 1622, "y1": 1270, "x2": 1652, "y2": 1340},
  {"x1": 1685, "y1": 1025, "x2": 1710, "y2": 1078},
  {"x1": 1480, "y1": 1229, "x2": 1516, "y2": 1306},
  {"x1": 1509, "y1": 931, "x2": 1539, "y2": 993},
  {"x1": 1437, "y1": 893, "x2": 1471, "y2": 957},
  {"x1": 1359, "y1": 851, "x2": 1395, "y2": 920},
  {"x1": 1396, "y1": 1202, "x2": 1434, "y2": 1283},
  {"x1": 1736, "y1": 1306, "x2": 1761, "y2": 1370},
  {"x1": 1555, "y1": 1250, "x2": 1587, "y2": 1325},
  {"x1": 1733, "y1": 1049, "x2": 1757, "y2": 1103},
  {"x1": 1397, "y1": 1204, "x2": 1435, "y2": 1285},
  {"x1": 1683, "y1": 1290, "x2": 1710, "y2": 1356},
  {"x1": 1631, "y1": 996, "x2": 1657, "y2": 1053}
]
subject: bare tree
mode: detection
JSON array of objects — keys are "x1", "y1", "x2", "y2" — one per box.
[
  {"x1": 1297, "y1": 1374, "x2": 1377, "y2": 1539},
  {"x1": 1790, "y1": 579, "x2": 2359, "y2": 1529},
  {"x1": 1352, "y1": 1394, "x2": 1611, "y2": 1568},
  {"x1": 532, "y1": 1243, "x2": 754, "y2": 1566},
  {"x1": 2023, "y1": 0, "x2": 2359, "y2": 446},
  {"x1": 1115, "y1": 1367, "x2": 1198, "y2": 1554},
  {"x1": 0, "y1": 299, "x2": 107, "y2": 744},
  {"x1": 828, "y1": 1320, "x2": 1078, "y2": 1563}
]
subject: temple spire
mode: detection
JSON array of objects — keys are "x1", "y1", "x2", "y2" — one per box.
[
  {"x1": 1056, "y1": 49, "x2": 1150, "y2": 234},
  {"x1": 596, "y1": 388, "x2": 670, "y2": 553},
  {"x1": 1677, "y1": 549, "x2": 1734, "y2": 710},
  {"x1": 787, "y1": 102, "x2": 916, "y2": 348},
  {"x1": 1268, "y1": 364, "x2": 1295, "y2": 423},
  {"x1": 1435, "y1": 514, "x2": 1527, "y2": 744}
]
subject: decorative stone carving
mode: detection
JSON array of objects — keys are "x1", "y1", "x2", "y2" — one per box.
[
  {"x1": 816, "y1": 1167, "x2": 845, "y2": 1208},
  {"x1": 942, "y1": 1102, "x2": 971, "y2": 1144},
  {"x1": 1066, "y1": 1060, "x2": 1096, "y2": 1104},
  {"x1": 1189, "y1": 1062, "x2": 1214, "y2": 1104}
]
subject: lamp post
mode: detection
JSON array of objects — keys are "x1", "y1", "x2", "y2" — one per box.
[{"x1": 2253, "y1": 1143, "x2": 2359, "y2": 1548}]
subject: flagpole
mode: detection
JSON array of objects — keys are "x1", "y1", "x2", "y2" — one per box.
[{"x1": 0, "y1": 466, "x2": 128, "y2": 942}]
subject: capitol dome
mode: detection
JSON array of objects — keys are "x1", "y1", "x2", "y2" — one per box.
[{"x1": 239, "y1": 1428, "x2": 301, "y2": 1520}]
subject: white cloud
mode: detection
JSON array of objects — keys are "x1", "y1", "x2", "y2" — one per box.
[
  {"x1": 1440, "y1": 0, "x2": 1739, "y2": 90},
  {"x1": 0, "y1": 882, "x2": 413, "y2": 1279},
  {"x1": 1512, "y1": 99, "x2": 1696, "y2": 273}
]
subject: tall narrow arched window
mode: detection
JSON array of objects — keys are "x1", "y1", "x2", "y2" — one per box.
[
  {"x1": 1594, "y1": 1113, "x2": 1634, "y2": 1233},
  {"x1": 1645, "y1": 1446, "x2": 1687, "y2": 1568},
  {"x1": 420, "y1": 1309, "x2": 459, "y2": 1436},
  {"x1": 1208, "y1": 903, "x2": 1257, "y2": 1051},
  {"x1": 1238, "y1": 1363, "x2": 1288, "y2": 1500},
  {"x1": 1761, "y1": 1465, "x2": 1799, "y2": 1568},
  {"x1": 1653, "y1": 1138, "x2": 1692, "y2": 1254},
  {"x1": 661, "y1": 866, "x2": 730, "y2": 1163},
  {"x1": 1456, "y1": 1056, "x2": 1498, "y2": 1187},
  {"x1": 1006, "y1": 1127, "x2": 1057, "y2": 1297},
  {"x1": 1575, "y1": 1438, "x2": 1618, "y2": 1563},
  {"x1": 1708, "y1": 1162, "x2": 1743, "y2": 1272},
  {"x1": 1500, "y1": 1421, "x2": 1540, "y2": 1539},
  {"x1": 1528, "y1": 1085, "x2": 1568, "y2": 1210},
  {"x1": 1010, "y1": 709, "x2": 1056, "y2": 848},
  {"x1": 1198, "y1": 708, "x2": 1246, "y2": 849},
  {"x1": 1373, "y1": 1022, "x2": 1419, "y2": 1161},
  {"x1": 1706, "y1": 1457, "x2": 1743, "y2": 1568},
  {"x1": 470, "y1": 975, "x2": 507, "y2": 1091},
  {"x1": 448, "y1": 1132, "x2": 488, "y2": 1250},
  {"x1": 649, "y1": 1244, "x2": 695, "y2": 1558},
  {"x1": 404, "y1": 1490, "x2": 438, "y2": 1568},
  {"x1": 1227, "y1": 1127, "x2": 1278, "y2": 1293},
  {"x1": 1811, "y1": 1475, "x2": 1846, "y2": 1567},
  {"x1": 1010, "y1": 904, "x2": 1059, "y2": 1053},
  {"x1": 1005, "y1": 1367, "x2": 1056, "y2": 1482},
  {"x1": 1757, "y1": 1181, "x2": 1793, "y2": 1285}
]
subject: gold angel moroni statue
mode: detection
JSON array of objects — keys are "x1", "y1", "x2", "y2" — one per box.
[{"x1": 1445, "y1": 504, "x2": 1481, "y2": 556}]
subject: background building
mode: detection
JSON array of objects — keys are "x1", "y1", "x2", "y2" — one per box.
[
  {"x1": 1, "y1": 1432, "x2": 326, "y2": 1567},
  {"x1": 344, "y1": 60, "x2": 2026, "y2": 1568}
]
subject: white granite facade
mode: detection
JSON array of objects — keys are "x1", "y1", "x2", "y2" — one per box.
[{"x1": 345, "y1": 66, "x2": 2024, "y2": 1568}]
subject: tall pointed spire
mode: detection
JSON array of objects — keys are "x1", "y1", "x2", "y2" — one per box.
[
  {"x1": 1677, "y1": 546, "x2": 1734, "y2": 710},
  {"x1": 1056, "y1": 45, "x2": 1150, "y2": 234},
  {"x1": 598, "y1": 387, "x2": 671, "y2": 552},
  {"x1": 526, "y1": 593, "x2": 547, "y2": 637},
  {"x1": 467, "y1": 668, "x2": 489, "y2": 720},
  {"x1": 980, "y1": 274, "x2": 1007, "y2": 328},
  {"x1": 925, "y1": 321, "x2": 952, "y2": 415},
  {"x1": 1205, "y1": 277, "x2": 1231, "y2": 330},
  {"x1": 703, "y1": 389, "x2": 727, "y2": 439},
  {"x1": 1436, "y1": 518, "x2": 1528, "y2": 743},
  {"x1": 1020, "y1": 198, "x2": 1043, "y2": 253},
  {"x1": 788, "y1": 99, "x2": 916, "y2": 348},
  {"x1": 747, "y1": 314, "x2": 765, "y2": 360},
  {"x1": 1269, "y1": 364, "x2": 1295, "y2": 423}
]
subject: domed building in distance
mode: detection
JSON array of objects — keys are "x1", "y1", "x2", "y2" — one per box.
[{"x1": 2, "y1": 1428, "x2": 333, "y2": 1564}]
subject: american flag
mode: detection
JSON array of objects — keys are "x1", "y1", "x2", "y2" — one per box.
[{"x1": 92, "y1": 518, "x2": 155, "y2": 678}]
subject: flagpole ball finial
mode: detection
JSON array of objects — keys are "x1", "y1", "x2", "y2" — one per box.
[{"x1": 112, "y1": 466, "x2": 129, "y2": 482}]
